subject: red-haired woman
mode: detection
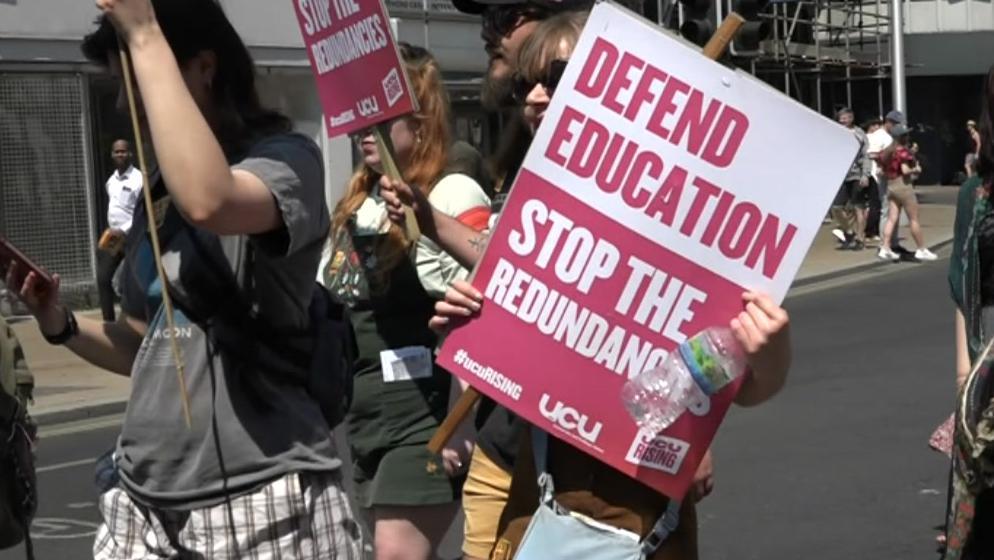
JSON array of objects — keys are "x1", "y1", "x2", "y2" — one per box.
[{"x1": 321, "y1": 44, "x2": 490, "y2": 560}]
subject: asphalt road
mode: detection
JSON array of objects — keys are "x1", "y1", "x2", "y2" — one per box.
[
  {"x1": 22, "y1": 250, "x2": 956, "y2": 559},
  {"x1": 699, "y1": 252, "x2": 955, "y2": 559},
  {"x1": 28, "y1": 416, "x2": 119, "y2": 558}
]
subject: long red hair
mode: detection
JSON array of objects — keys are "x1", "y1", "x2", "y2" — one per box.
[{"x1": 331, "y1": 44, "x2": 451, "y2": 279}]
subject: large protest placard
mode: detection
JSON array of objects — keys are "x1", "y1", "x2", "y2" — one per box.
[
  {"x1": 293, "y1": 0, "x2": 416, "y2": 137},
  {"x1": 436, "y1": 3, "x2": 858, "y2": 500}
]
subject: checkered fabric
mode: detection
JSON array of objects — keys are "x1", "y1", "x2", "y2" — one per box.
[{"x1": 93, "y1": 471, "x2": 364, "y2": 559}]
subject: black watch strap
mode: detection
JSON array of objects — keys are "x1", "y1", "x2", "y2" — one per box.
[{"x1": 44, "y1": 307, "x2": 78, "y2": 346}]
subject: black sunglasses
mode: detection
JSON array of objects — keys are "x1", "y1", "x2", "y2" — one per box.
[
  {"x1": 512, "y1": 59, "x2": 568, "y2": 104},
  {"x1": 482, "y1": 4, "x2": 546, "y2": 38}
]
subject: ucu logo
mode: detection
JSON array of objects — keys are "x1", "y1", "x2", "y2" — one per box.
[
  {"x1": 538, "y1": 394, "x2": 603, "y2": 445},
  {"x1": 357, "y1": 96, "x2": 380, "y2": 117}
]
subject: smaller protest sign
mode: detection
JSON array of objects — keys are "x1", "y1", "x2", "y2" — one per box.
[{"x1": 293, "y1": 0, "x2": 417, "y2": 138}]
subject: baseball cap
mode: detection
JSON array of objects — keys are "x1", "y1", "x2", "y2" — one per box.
[
  {"x1": 451, "y1": 0, "x2": 593, "y2": 16},
  {"x1": 890, "y1": 123, "x2": 910, "y2": 137},
  {"x1": 885, "y1": 110, "x2": 906, "y2": 124}
]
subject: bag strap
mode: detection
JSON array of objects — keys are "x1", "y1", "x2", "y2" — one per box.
[
  {"x1": 640, "y1": 499, "x2": 681, "y2": 556},
  {"x1": 530, "y1": 426, "x2": 555, "y2": 505},
  {"x1": 529, "y1": 425, "x2": 680, "y2": 555}
]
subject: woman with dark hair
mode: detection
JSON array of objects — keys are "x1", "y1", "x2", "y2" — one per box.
[
  {"x1": 946, "y1": 66, "x2": 994, "y2": 560},
  {"x1": 5, "y1": 0, "x2": 363, "y2": 557},
  {"x1": 322, "y1": 44, "x2": 490, "y2": 560}
]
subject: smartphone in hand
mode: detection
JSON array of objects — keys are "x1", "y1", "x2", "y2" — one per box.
[{"x1": 0, "y1": 237, "x2": 54, "y2": 294}]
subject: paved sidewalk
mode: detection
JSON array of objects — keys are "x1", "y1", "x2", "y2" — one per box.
[
  {"x1": 13, "y1": 311, "x2": 132, "y2": 425},
  {"x1": 796, "y1": 187, "x2": 956, "y2": 284},
  {"x1": 17, "y1": 186, "x2": 959, "y2": 426}
]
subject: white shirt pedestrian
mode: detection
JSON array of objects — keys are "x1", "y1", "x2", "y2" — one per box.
[
  {"x1": 106, "y1": 165, "x2": 143, "y2": 233},
  {"x1": 867, "y1": 128, "x2": 893, "y2": 186}
]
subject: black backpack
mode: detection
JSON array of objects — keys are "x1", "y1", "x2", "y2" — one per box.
[{"x1": 168, "y1": 220, "x2": 356, "y2": 430}]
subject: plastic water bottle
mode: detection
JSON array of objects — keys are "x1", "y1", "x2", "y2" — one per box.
[{"x1": 621, "y1": 328, "x2": 746, "y2": 433}]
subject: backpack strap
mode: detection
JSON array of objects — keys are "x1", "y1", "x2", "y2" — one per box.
[
  {"x1": 176, "y1": 220, "x2": 314, "y2": 373},
  {"x1": 640, "y1": 499, "x2": 681, "y2": 556}
]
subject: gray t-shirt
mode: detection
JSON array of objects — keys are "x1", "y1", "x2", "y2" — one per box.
[{"x1": 116, "y1": 133, "x2": 340, "y2": 509}]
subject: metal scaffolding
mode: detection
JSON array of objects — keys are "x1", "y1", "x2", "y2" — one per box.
[
  {"x1": 742, "y1": 0, "x2": 891, "y2": 116},
  {"x1": 669, "y1": 0, "x2": 893, "y2": 117}
]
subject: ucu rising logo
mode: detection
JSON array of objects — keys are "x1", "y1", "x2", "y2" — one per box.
[
  {"x1": 538, "y1": 394, "x2": 603, "y2": 445},
  {"x1": 357, "y1": 96, "x2": 380, "y2": 117},
  {"x1": 624, "y1": 430, "x2": 690, "y2": 475}
]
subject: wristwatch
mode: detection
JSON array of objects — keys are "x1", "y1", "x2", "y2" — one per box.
[{"x1": 43, "y1": 306, "x2": 79, "y2": 345}]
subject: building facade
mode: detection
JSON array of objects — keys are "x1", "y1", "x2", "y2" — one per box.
[{"x1": 905, "y1": 0, "x2": 994, "y2": 183}]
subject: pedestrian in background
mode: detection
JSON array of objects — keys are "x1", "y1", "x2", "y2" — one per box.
[
  {"x1": 878, "y1": 125, "x2": 936, "y2": 262},
  {"x1": 863, "y1": 118, "x2": 885, "y2": 241},
  {"x1": 96, "y1": 139, "x2": 142, "y2": 322},
  {"x1": 868, "y1": 111, "x2": 906, "y2": 248},
  {"x1": 322, "y1": 43, "x2": 490, "y2": 560},
  {"x1": 831, "y1": 108, "x2": 872, "y2": 251},
  {"x1": 966, "y1": 119, "x2": 981, "y2": 179}
]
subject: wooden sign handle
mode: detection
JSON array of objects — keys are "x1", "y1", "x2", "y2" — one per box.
[
  {"x1": 118, "y1": 43, "x2": 193, "y2": 428},
  {"x1": 427, "y1": 386, "x2": 481, "y2": 454},
  {"x1": 426, "y1": 13, "x2": 746, "y2": 456},
  {"x1": 703, "y1": 12, "x2": 745, "y2": 60},
  {"x1": 374, "y1": 124, "x2": 421, "y2": 242}
]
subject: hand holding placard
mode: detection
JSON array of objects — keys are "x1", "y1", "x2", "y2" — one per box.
[
  {"x1": 432, "y1": 3, "x2": 855, "y2": 500},
  {"x1": 427, "y1": 12, "x2": 749, "y2": 458},
  {"x1": 374, "y1": 124, "x2": 422, "y2": 241}
]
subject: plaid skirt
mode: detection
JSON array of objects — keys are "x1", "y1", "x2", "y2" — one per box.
[{"x1": 93, "y1": 471, "x2": 364, "y2": 559}]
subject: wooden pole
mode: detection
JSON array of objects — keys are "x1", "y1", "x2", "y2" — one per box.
[
  {"x1": 703, "y1": 12, "x2": 745, "y2": 59},
  {"x1": 374, "y1": 124, "x2": 421, "y2": 242},
  {"x1": 118, "y1": 44, "x2": 193, "y2": 429},
  {"x1": 426, "y1": 14, "x2": 747, "y2": 456}
]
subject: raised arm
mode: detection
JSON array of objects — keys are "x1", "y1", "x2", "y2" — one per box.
[{"x1": 100, "y1": 0, "x2": 282, "y2": 236}]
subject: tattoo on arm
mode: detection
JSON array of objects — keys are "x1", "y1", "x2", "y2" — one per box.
[{"x1": 469, "y1": 233, "x2": 491, "y2": 254}]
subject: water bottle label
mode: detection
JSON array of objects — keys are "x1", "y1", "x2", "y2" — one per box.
[{"x1": 678, "y1": 339, "x2": 734, "y2": 396}]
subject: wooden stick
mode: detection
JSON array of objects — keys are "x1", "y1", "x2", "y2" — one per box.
[
  {"x1": 425, "y1": 13, "x2": 747, "y2": 456},
  {"x1": 428, "y1": 386, "x2": 480, "y2": 454},
  {"x1": 118, "y1": 44, "x2": 193, "y2": 429},
  {"x1": 374, "y1": 124, "x2": 421, "y2": 242},
  {"x1": 703, "y1": 12, "x2": 745, "y2": 60}
]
